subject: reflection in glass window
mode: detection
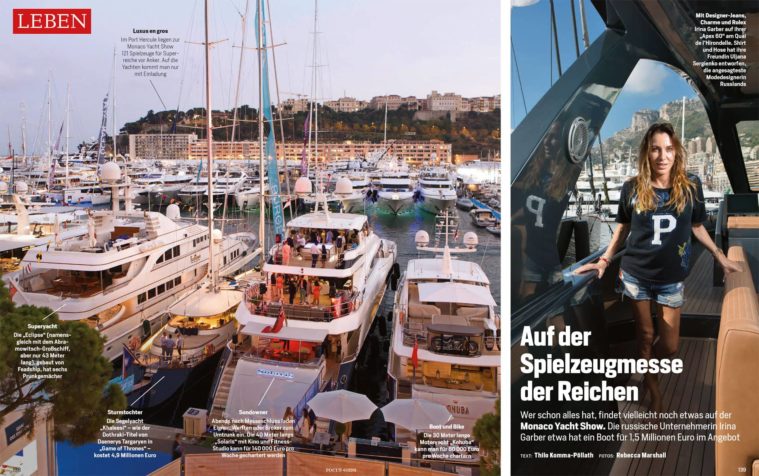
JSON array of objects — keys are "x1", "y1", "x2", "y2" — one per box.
[{"x1": 737, "y1": 121, "x2": 759, "y2": 191}]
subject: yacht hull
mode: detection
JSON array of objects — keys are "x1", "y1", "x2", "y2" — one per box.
[
  {"x1": 419, "y1": 195, "x2": 456, "y2": 214},
  {"x1": 377, "y1": 193, "x2": 415, "y2": 214}
]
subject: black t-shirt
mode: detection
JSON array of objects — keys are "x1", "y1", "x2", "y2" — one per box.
[{"x1": 616, "y1": 175, "x2": 706, "y2": 283}]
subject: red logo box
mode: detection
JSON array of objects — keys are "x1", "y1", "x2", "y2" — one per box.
[{"x1": 13, "y1": 9, "x2": 91, "y2": 34}]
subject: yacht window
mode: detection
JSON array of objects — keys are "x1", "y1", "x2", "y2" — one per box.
[
  {"x1": 173, "y1": 245, "x2": 180, "y2": 257},
  {"x1": 148, "y1": 288, "x2": 156, "y2": 299},
  {"x1": 175, "y1": 276, "x2": 181, "y2": 286},
  {"x1": 138, "y1": 293, "x2": 146, "y2": 304},
  {"x1": 157, "y1": 255, "x2": 164, "y2": 264},
  {"x1": 158, "y1": 284, "x2": 166, "y2": 294}
]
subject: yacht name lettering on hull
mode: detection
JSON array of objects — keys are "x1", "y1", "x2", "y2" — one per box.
[
  {"x1": 257, "y1": 368, "x2": 294, "y2": 379},
  {"x1": 447, "y1": 404, "x2": 470, "y2": 416}
]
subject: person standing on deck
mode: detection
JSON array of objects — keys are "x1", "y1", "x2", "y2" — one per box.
[
  {"x1": 299, "y1": 277, "x2": 308, "y2": 304},
  {"x1": 165, "y1": 335, "x2": 175, "y2": 364},
  {"x1": 160, "y1": 333, "x2": 168, "y2": 361},
  {"x1": 276, "y1": 274, "x2": 285, "y2": 302},
  {"x1": 575, "y1": 122, "x2": 741, "y2": 413},
  {"x1": 282, "y1": 240, "x2": 292, "y2": 265},
  {"x1": 312, "y1": 279, "x2": 321, "y2": 306},
  {"x1": 311, "y1": 244, "x2": 319, "y2": 268},
  {"x1": 288, "y1": 277, "x2": 297, "y2": 305},
  {"x1": 175, "y1": 331, "x2": 183, "y2": 361}
]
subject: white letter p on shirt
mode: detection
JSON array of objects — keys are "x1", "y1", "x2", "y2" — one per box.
[{"x1": 651, "y1": 215, "x2": 676, "y2": 245}]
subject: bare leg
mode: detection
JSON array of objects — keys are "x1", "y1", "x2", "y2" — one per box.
[
  {"x1": 630, "y1": 299, "x2": 663, "y2": 413},
  {"x1": 654, "y1": 304, "x2": 681, "y2": 359}
]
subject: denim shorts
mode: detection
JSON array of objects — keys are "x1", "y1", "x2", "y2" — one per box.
[{"x1": 617, "y1": 270, "x2": 685, "y2": 308}]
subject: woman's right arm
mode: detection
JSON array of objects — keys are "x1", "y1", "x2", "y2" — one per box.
[{"x1": 574, "y1": 223, "x2": 631, "y2": 278}]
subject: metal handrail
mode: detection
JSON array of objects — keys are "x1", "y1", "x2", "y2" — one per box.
[{"x1": 246, "y1": 290, "x2": 363, "y2": 322}]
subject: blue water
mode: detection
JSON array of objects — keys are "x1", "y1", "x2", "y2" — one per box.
[{"x1": 56, "y1": 442, "x2": 171, "y2": 476}]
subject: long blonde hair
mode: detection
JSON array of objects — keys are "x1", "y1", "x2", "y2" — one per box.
[{"x1": 634, "y1": 122, "x2": 696, "y2": 214}]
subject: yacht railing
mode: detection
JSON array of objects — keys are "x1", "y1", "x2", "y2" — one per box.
[
  {"x1": 245, "y1": 290, "x2": 363, "y2": 322},
  {"x1": 240, "y1": 352, "x2": 325, "y2": 369}
]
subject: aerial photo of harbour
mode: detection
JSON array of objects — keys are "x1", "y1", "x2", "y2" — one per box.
[{"x1": 0, "y1": 1, "x2": 501, "y2": 475}]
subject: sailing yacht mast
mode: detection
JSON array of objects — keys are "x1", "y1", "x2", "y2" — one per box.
[
  {"x1": 204, "y1": 0, "x2": 216, "y2": 290},
  {"x1": 257, "y1": 0, "x2": 266, "y2": 265},
  {"x1": 65, "y1": 84, "x2": 70, "y2": 189},
  {"x1": 311, "y1": 0, "x2": 320, "y2": 193},
  {"x1": 112, "y1": 47, "x2": 117, "y2": 160},
  {"x1": 47, "y1": 77, "x2": 52, "y2": 173}
]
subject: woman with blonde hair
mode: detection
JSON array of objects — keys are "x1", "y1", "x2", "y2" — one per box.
[{"x1": 576, "y1": 122, "x2": 741, "y2": 413}]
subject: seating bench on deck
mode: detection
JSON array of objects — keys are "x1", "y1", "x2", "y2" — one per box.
[{"x1": 715, "y1": 245, "x2": 759, "y2": 476}]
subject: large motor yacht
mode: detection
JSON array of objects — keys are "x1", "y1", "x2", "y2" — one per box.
[
  {"x1": 376, "y1": 163, "x2": 416, "y2": 215},
  {"x1": 417, "y1": 167, "x2": 457, "y2": 214},
  {"x1": 208, "y1": 203, "x2": 397, "y2": 423},
  {"x1": 386, "y1": 211, "x2": 500, "y2": 463},
  {"x1": 5, "y1": 164, "x2": 258, "y2": 362}
]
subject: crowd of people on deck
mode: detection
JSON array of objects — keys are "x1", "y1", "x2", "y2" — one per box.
[
  {"x1": 251, "y1": 273, "x2": 355, "y2": 318},
  {"x1": 272, "y1": 225, "x2": 370, "y2": 268}
]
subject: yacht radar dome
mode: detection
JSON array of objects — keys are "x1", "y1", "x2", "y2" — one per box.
[
  {"x1": 14, "y1": 181, "x2": 28, "y2": 194},
  {"x1": 99, "y1": 162, "x2": 122, "y2": 183},
  {"x1": 334, "y1": 177, "x2": 353, "y2": 195},
  {"x1": 212, "y1": 228, "x2": 223, "y2": 243},
  {"x1": 463, "y1": 231, "x2": 478, "y2": 249},
  {"x1": 166, "y1": 203, "x2": 181, "y2": 220},
  {"x1": 415, "y1": 230, "x2": 430, "y2": 247},
  {"x1": 294, "y1": 177, "x2": 313, "y2": 195}
]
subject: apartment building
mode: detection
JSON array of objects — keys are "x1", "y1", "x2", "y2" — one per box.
[
  {"x1": 323, "y1": 97, "x2": 368, "y2": 112},
  {"x1": 128, "y1": 134, "x2": 198, "y2": 161}
]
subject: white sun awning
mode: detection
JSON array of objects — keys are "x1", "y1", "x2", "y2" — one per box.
[
  {"x1": 225, "y1": 359, "x2": 322, "y2": 420},
  {"x1": 417, "y1": 282, "x2": 496, "y2": 307},
  {"x1": 241, "y1": 322, "x2": 329, "y2": 343}
]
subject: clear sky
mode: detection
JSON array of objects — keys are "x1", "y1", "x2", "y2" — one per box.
[
  {"x1": 1, "y1": 0, "x2": 500, "y2": 155},
  {"x1": 511, "y1": 0, "x2": 697, "y2": 140}
]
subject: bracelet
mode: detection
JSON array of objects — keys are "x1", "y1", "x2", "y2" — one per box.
[{"x1": 598, "y1": 257, "x2": 610, "y2": 266}]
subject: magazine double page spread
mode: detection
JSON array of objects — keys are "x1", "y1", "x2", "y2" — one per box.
[
  {"x1": 2, "y1": 1, "x2": 758, "y2": 475},
  {"x1": 0, "y1": 1, "x2": 502, "y2": 475}
]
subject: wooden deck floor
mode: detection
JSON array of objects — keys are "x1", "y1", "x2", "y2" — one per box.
[
  {"x1": 610, "y1": 337, "x2": 716, "y2": 476},
  {"x1": 682, "y1": 250, "x2": 723, "y2": 318}
]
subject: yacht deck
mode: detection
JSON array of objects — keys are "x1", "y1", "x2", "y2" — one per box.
[
  {"x1": 681, "y1": 250, "x2": 723, "y2": 319},
  {"x1": 609, "y1": 337, "x2": 715, "y2": 476}
]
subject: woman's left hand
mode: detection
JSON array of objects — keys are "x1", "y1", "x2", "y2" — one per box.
[{"x1": 717, "y1": 253, "x2": 743, "y2": 275}]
